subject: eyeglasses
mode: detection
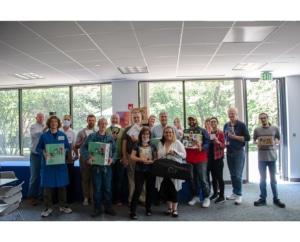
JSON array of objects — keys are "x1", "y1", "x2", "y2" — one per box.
[
  {"x1": 164, "y1": 132, "x2": 173, "y2": 134},
  {"x1": 142, "y1": 133, "x2": 150, "y2": 136}
]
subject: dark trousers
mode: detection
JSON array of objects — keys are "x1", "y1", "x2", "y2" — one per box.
[
  {"x1": 66, "y1": 163, "x2": 75, "y2": 203},
  {"x1": 130, "y1": 170, "x2": 154, "y2": 213},
  {"x1": 112, "y1": 159, "x2": 125, "y2": 202},
  {"x1": 208, "y1": 157, "x2": 225, "y2": 197},
  {"x1": 161, "y1": 178, "x2": 178, "y2": 203}
]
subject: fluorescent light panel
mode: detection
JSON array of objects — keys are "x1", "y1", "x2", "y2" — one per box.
[
  {"x1": 11, "y1": 73, "x2": 44, "y2": 80},
  {"x1": 118, "y1": 66, "x2": 148, "y2": 74},
  {"x1": 233, "y1": 63, "x2": 266, "y2": 70}
]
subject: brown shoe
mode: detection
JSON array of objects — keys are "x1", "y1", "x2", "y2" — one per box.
[
  {"x1": 104, "y1": 208, "x2": 117, "y2": 216},
  {"x1": 28, "y1": 199, "x2": 38, "y2": 206}
]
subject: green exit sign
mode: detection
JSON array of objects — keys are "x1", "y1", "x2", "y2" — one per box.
[{"x1": 261, "y1": 72, "x2": 273, "y2": 81}]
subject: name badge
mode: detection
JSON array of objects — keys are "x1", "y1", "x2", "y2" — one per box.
[{"x1": 58, "y1": 136, "x2": 65, "y2": 140}]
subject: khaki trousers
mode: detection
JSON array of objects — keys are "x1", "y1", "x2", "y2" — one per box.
[{"x1": 79, "y1": 156, "x2": 94, "y2": 199}]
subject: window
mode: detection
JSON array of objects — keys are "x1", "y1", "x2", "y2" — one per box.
[{"x1": 0, "y1": 90, "x2": 19, "y2": 156}]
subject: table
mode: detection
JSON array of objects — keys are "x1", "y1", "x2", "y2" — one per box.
[{"x1": 0, "y1": 178, "x2": 18, "y2": 186}]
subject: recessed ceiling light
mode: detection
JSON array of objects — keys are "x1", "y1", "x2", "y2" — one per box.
[
  {"x1": 118, "y1": 66, "x2": 148, "y2": 74},
  {"x1": 10, "y1": 73, "x2": 45, "y2": 80},
  {"x1": 233, "y1": 63, "x2": 266, "y2": 71}
]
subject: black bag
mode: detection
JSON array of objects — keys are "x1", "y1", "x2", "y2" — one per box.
[{"x1": 152, "y1": 158, "x2": 193, "y2": 180}]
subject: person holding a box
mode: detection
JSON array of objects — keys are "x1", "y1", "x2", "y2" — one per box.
[
  {"x1": 36, "y1": 115, "x2": 71, "y2": 218},
  {"x1": 129, "y1": 126, "x2": 157, "y2": 219},
  {"x1": 252, "y1": 112, "x2": 285, "y2": 208},
  {"x1": 80, "y1": 117, "x2": 117, "y2": 217},
  {"x1": 185, "y1": 115, "x2": 211, "y2": 208}
]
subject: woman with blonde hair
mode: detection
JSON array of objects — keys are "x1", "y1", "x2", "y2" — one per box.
[
  {"x1": 173, "y1": 117, "x2": 183, "y2": 140},
  {"x1": 155, "y1": 126, "x2": 186, "y2": 217}
]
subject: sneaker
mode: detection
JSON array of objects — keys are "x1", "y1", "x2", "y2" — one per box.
[
  {"x1": 104, "y1": 208, "x2": 117, "y2": 216},
  {"x1": 234, "y1": 195, "x2": 242, "y2": 205},
  {"x1": 28, "y1": 198, "x2": 38, "y2": 206},
  {"x1": 202, "y1": 198, "x2": 210, "y2": 208},
  {"x1": 215, "y1": 196, "x2": 226, "y2": 204},
  {"x1": 82, "y1": 198, "x2": 89, "y2": 206},
  {"x1": 188, "y1": 196, "x2": 200, "y2": 206},
  {"x1": 115, "y1": 200, "x2": 122, "y2": 206},
  {"x1": 226, "y1": 193, "x2": 236, "y2": 200},
  {"x1": 41, "y1": 208, "x2": 52, "y2": 217},
  {"x1": 254, "y1": 198, "x2": 266, "y2": 206},
  {"x1": 273, "y1": 199, "x2": 285, "y2": 208},
  {"x1": 209, "y1": 193, "x2": 218, "y2": 200},
  {"x1": 60, "y1": 206, "x2": 72, "y2": 214}
]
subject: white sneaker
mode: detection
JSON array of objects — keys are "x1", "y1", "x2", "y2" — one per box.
[
  {"x1": 60, "y1": 206, "x2": 73, "y2": 214},
  {"x1": 188, "y1": 196, "x2": 200, "y2": 206},
  {"x1": 82, "y1": 198, "x2": 89, "y2": 206},
  {"x1": 41, "y1": 208, "x2": 52, "y2": 217},
  {"x1": 202, "y1": 198, "x2": 210, "y2": 208},
  {"x1": 226, "y1": 193, "x2": 236, "y2": 200},
  {"x1": 234, "y1": 195, "x2": 242, "y2": 205}
]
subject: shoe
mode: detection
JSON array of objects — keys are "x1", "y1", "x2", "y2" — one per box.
[
  {"x1": 28, "y1": 198, "x2": 38, "y2": 206},
  {"x1": 41, "y1": 208, "x2": 52, "y2": 217},
  {"x1": 226, "y1": 193, "x2": 236, "y2": 200},
  {"x1": 129, "y1": 212, "x2": 138, "y2": 220},
  {"x1": 104, "y1": 208, "x2": 117, "y2": 216},
  {"x1": 254, "y1": 198, "x2": 266, "y2": 206},
  {"x1": 215, "y1": 196, "x2": 226, "y2": 204},
  {"x1": 202, "y1": 198, "x2": 210, "y2": 208},
  {"x1": 273, "y1": 199, "x2": 285, "y2": 208},
  {"x1": 115, "y1": 200, "x2": 122, "y2": 205},
  {"x1": 172, "y1": 210, "x2": 179, "y2": 217},
  {"x1": 91, "y1": 210, "x2": 102, "y2": 217},
  {"x1": 59, "y1": 206, "x2": 72, "y2": 214},
  {"x1": 82, "y1": 198, "x2": 89, "y2": 206},
  {"x1": 234, "y1": 195, "x2": 242, "y2": 205},
  {"x1": 209, "y1": 193, "x2": 218, "y2": 200},
  {"x1": 146, "y1": 209, "x2": 152, "y2": 216},
  {"x1": 139, "y1": 200, "x2": 146, "y2": 206},
  {"x1": 188, "y1": 196, "x2": 200, "y2": 206},
  {"x1": 165, "y1": 208, "x2": 172, "y2": 216}
]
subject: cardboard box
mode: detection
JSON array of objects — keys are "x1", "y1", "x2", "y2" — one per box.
[
  {"x1": 132, "y1": 106, "x2": 149, "y2": 124},
  {"x1": 182, "y1": 129, "x2": 202, "y2": 149},
  {"x1": 46, "y1": 143, "x2": 65, "y2": 165},
  {"x1": 88, "y1": 142, "x2": 110, "y2": 166}
]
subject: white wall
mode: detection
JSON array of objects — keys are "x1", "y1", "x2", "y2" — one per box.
[
  {"x1": 285, "y1": 76, "x2": 300, "y2": 181},
  {"x1": 112, "y1": 80, "x2": 139, "y2": 113}
]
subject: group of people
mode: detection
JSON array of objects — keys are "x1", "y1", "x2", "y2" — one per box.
[{"x1": 26, "y1": 106, "x2": 286, "y2": 219}]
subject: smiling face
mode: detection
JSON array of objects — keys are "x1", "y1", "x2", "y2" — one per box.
[
  {"x1": 227, "y1": 108, "x2": 238, "y2": 123},
  {"x1": 259, "y1": 113, "x2": 269, "y2": 127},
  {"x1": 159, "y1": 113, "x2": 168, "y2": 127},
  {"x1": 111, "y1": 114, "x2": 120, "y2": 125}
]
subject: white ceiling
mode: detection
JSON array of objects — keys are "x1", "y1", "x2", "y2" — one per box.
[{"x1": 1, "y1": 20, "x2": 300, "y2": 88}]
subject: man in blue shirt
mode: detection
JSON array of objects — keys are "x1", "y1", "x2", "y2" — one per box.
[
  {"x1": 80, "y1": 117, "x2": 117, "y2": 217},
  {"x1": 223, "y1": 107, "x2": 250, "y2": 205}
]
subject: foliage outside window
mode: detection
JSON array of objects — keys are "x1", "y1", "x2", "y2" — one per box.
[{"x1": 0, "y1": 90, "x2": 19, "y2": 155}]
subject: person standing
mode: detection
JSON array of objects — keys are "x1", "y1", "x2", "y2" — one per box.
[
  {"x1": 155, "y1": 126, "x2": 186, "y2": 217},
  {"x1": 129, "y1": 126, "x2": 157, "y2": 219},
  {"x1": 27, "y1": 112, "x2": 48, "y2": 206},
  {"x1": 60, "y1": 114, "x2": 78, "y2": 204},
  {"x1": 147, "y1": 114, "x2": 156, "y2": 129},
  {"x1": 122, "y1": 110, "x2": 146, "y2": 206},
  {"x1": 36, "y1": 115, "x2": 72, "y2": 217},
  {"x1": 207, "y1": 117, "x2": 226, "y2": 203},
  {"x1": 173, "y1": 117, "x2": 184, "y2": 140},
  {"x1": 253, "y1": 112, "x2": 285, "y2": 208},
  {"x1": 223, "y1": 107, "x2": 250, "y2": 205},
  {"x1": 186, "y1": 115, "x2": 211, "y2": 208},
  {"x1": 80, "y1": 117, "x2": 117, "y2": 217},
  {"x1": 106, "y1": 113, "x2": 124, "y2": 205},
  {"x1": 75, "y1": 114, "x2": 97, "y2": 205}
]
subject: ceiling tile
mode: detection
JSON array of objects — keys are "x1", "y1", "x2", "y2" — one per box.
[
  {"x1": 182, "y1": 28, "x2": 229, "y2": 44},
  {"x1": 65, "y1": 50, "x2": 107, "y2": 62},
  {"x1": 136, "y1": 29, "x2": 181, "y2": 46}
]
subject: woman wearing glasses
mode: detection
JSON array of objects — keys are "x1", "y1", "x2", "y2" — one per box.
[
  {"x1": 155, "y1": 126, "x2": 186, "y2": 217},
  {"x1": 129, "y1": 126, "x2": 157, "y2": 219}
]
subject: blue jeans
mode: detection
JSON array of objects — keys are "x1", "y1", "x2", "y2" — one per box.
[
  {"x1": 226, "y1": 150, "x2": 245, "y2": 196},
  {"x1": 258, "y1": 160, "x2": 278, "y2": 200},
  {"x1": 27, "y1": 152, "x2": 43, "y2": 199},
  {"x1": 189, "y1": 162, "x2": 210, "y2": 199},
  {"x1": 91, "y1": 165, "x2": 112, "y2": 212}
]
